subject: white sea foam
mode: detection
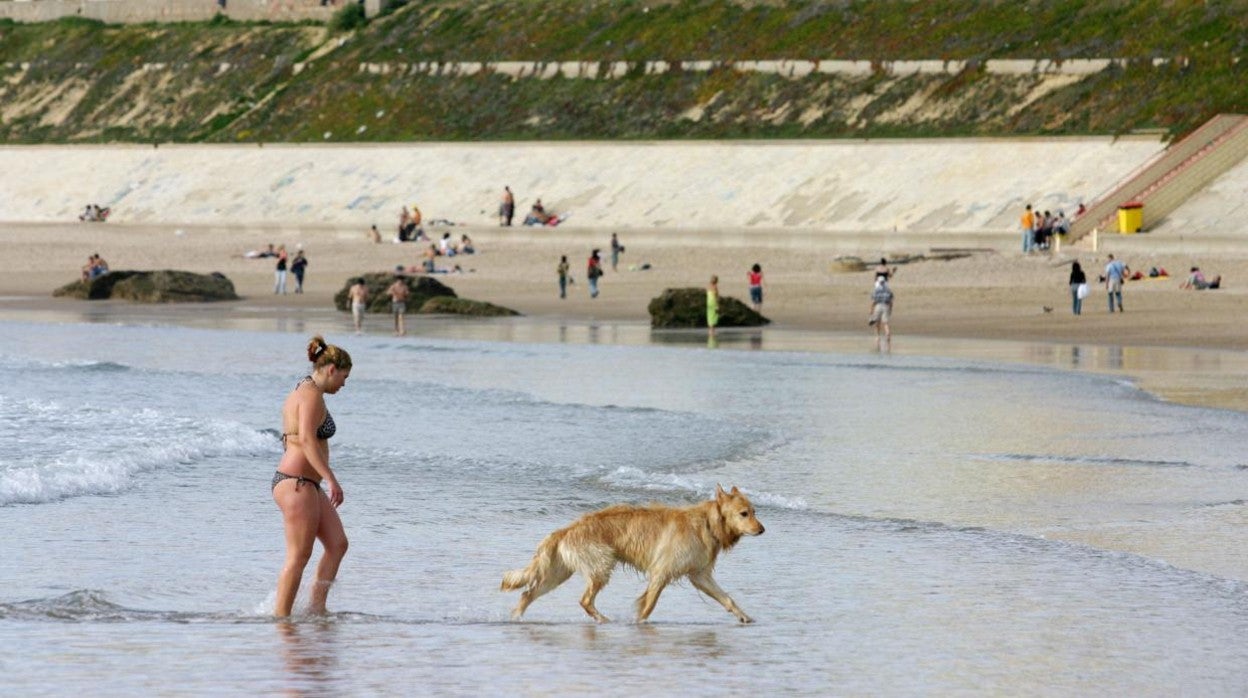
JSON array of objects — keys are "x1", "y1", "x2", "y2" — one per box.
[
  {"x1": 601, "y1": 467, "x2": 809, "y2": 510},
  {"x1": 0, "y1": 395, "x2": 276, "y2": 506}
]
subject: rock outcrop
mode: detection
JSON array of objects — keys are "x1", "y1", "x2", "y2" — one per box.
[
  {"x1": 418, "y1": 296, "x2": 520, "y2": 317},
  {"x1": 648, "y1": 288, "x2": 769, "y2": 328},
  {"x1": 53, "y1": 270, "x2": 238, "y2": 302}
]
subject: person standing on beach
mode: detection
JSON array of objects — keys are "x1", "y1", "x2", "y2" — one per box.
[
  {"x1": 271, "y1": 335, "x2": 351, "y2": 618},
  {"x1": 291, "y1": 250, "x2": 308, "y2": 294},
  {"x1": 869, "y1": 276, "x2": 894, "y2": 346},
  {"x1": 274, "y1": 245, "x2": 289, "y2": 294},
  {"x1": 1069, "y1": 260, "x2": 1087, "y2": 315},
  {"x1": 587, "y1": 249, "x2": 603, "y2": 298},
  {"x1": 610, "y1": 233, "x2": 624, "y2": 272},
  {"x1": 1105, "y1": 254, "x2": 1129, "y2": 312},
  {"x1": 748, "y1": 263, "x2": 765, "y2": 311},
  {"x1": 387, "y1": 276, "x2": 410, "y2": 336},
  {"x1": 500, "y1": 186, "x2": 515, "y2": 227},
  {"x1": 349, "y1": 279, "x2": 368, "y2": 333},
  {"x1": 557, "y1": 255, "x2": 570, "y2": 299},
  {"x1": 368, "y1": 225, "x2": 382, "y2": 244},
  {"x1": 1021, "y1": 204, "x2": 1035, "y2": 254},
  {"x1": 707, "y1": 275, "x2": 720, "y2": 338}
]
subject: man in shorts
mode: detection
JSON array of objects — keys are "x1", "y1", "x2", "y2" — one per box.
[
  {"x1": 349, "y1": 278, "x2": 368, "y2": 333},
  {"x1": 387, "y1": 275, "x2": 410, "y2": 336},
  {"x1": 868, "y1": 276, "x2": 894, "y2": 347},
  {"x1": 1104, "y1": 254, "x2": 1129, "y2": 312}
]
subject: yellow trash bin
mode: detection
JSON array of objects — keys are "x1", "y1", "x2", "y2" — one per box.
[{"x1": 1117, "y1": 202, "x2": 1143, "y2": 234}]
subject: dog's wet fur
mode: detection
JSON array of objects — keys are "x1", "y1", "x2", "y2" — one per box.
[{"x1": 501, "y1": 485, "x2": 764, "y2": 623}]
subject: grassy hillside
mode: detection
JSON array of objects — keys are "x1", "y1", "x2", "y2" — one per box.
[{"x1": 2, "y1": 1, "x2": 1247, "y2": 143}]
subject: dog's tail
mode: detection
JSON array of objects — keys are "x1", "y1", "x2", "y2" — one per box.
[{"x1": 501, "y1": 529, "x2": 566, "y2": 591}]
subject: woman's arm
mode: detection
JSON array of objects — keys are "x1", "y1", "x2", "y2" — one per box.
[{"x1": 297, "y1": 391, "x2": 343, "y2": 506}]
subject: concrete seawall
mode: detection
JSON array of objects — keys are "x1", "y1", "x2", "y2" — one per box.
[
  {"x1": 0, "y1": 0, "x2": 338, "y2": 24},
  {"x1": 0, "y1": 140, "x2": 1163, "y2": 246}
]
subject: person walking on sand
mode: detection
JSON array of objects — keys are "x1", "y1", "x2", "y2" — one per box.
[
  {"x1": 291, "y1": 250, "x2": 308, "y2": 294},
  {"x1": 274, "y1": 245, "x2": 289, "y2": 294},
  {"x1": 348, "y1": 278, "x2": 368, "y2": 333},
  {"x1": 748, "y1": 263, "x2": 765, "y2": 311},
  {"x1": 610, "y1": 233, "x2": 624, "y2": 272},
  {"x1": 387, "y1": 275, "x2": 410, "y2": 336},
  {"x1": 1105, "y1": 254, "x2": 1129, "y2": 313},
  {"x1": 868, "y1": 276, "x2": 894, "y2": 347},
  {"x1": 707, "y1": 275, "x2": 720, "y2": 338},
  {"x1": 587, "y1": 249, "x2": 603, "y2": 298},
  {"x1": 271, "y1": 335, "x2": 352, "y2": 618},
  {"x1": 1069, "y1": 260, "x2": 1087, "y2": 315},
  {"x1": 500, "y1": 186, "x2": 515, "y2": 227},
  {"x1": 557, "y1": 255, "x2": 570, "y2": 299}
]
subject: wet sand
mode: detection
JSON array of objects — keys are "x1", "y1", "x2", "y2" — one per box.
[{"x1": 4, "y1": 221, "x2": 1248, "y2": 411}]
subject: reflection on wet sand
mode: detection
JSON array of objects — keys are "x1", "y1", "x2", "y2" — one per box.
[
  {"x1": 3, "y1": 301, "x2": 1247, "y2": 411},
  {"x1": 513, "y1": 622, "x2": 725, "y2": 661},
  {"x1": 277, "y1": 620, "x2": 340, "y2": 697}
]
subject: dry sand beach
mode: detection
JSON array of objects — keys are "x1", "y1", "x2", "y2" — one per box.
[{"x1": 4, "y1": 219, "x2": 1248, "y2": 412}]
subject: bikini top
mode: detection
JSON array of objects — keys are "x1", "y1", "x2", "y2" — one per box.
[{"x1": 283, "y1": 376, "x2": 336, "y2": 442}]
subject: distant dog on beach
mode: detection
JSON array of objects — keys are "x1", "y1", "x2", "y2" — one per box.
[{"x1": 501, "y1": 485, "x2": 765, "y2": 623}]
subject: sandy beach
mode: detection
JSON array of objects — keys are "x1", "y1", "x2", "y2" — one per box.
[{"x1": 4, "y1": 220, "x2": 1248, "y2": 411}]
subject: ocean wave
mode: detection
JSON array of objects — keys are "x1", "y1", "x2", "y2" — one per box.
[
  {"x1": 598, "y1": 467, "x2": 809, "y2": 510},
  {"x1": 974, "y1": 453, "x2": 1197, "y2": 469},
  {"x1": 0, "y1": 590, "x2": 425, "y2": 625},
  {"x1": 0, "y1": 396, "x2": 278, "y2": 506},
  {"x1": 0, "y1": 355, "x2": 132, "y2": 374}
]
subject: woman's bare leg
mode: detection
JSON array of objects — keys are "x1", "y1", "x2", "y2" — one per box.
[
  {"x1": 273, "y1": 482, "x2": 322, "y2": 617},
  {"x1": 308, "y1": 494, "x2": 348, "y2": 614}
]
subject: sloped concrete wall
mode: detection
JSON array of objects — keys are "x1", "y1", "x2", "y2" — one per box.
[
  {"x1": 0, "y1": 0, "x2": 334, "y2": 24},
  {"x1": 0, "y1": 139, "x2": 1162, "y2": 234}
]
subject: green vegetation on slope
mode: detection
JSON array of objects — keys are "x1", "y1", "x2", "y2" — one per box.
[{"x1": 2, "y1": 1, "x2": 1248, "y2": 143}]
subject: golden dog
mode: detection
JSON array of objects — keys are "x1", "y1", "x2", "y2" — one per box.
[{"x1": 501, "y1": 485, "x2": 764, "y2": 623}]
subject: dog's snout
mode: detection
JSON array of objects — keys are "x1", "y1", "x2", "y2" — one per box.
[{"x1": 756, "y1": 524, "x2": 765, "y2": 535}]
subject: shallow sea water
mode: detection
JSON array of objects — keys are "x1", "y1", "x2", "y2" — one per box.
[{"x1": 4, "y1": 317, "x2": 1248, "y2": 696}]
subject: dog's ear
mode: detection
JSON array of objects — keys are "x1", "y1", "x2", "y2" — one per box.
[
  {"x1": 729, "y1": 485, "x2": 740, "y2": 496},
  {"x1": 715, "y1": 483, "x2": 726, "y2": 501}
]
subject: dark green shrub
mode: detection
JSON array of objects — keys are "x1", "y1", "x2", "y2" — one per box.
[{"x1": 329, "y1": 3, "x2": 367, "y2": 32}]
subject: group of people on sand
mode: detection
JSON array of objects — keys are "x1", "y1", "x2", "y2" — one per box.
[
  {"x1": 495, "y1": 186, "x2": 564, "y2": 228},
  {"x1": 80, "y1": 253, "x2": 110, "y2": 281},
  {"x1": 555, "y1": 234, "x2": 628, "y2": 299},
  {"x1": 267, "y1": 245, "x2": 310, "y2": 295},
  {"x1": 78, "y1": 204, "x2": 110, "y2": 222},
  {"x1": 1020, "y1": 203, "x2": 1073, "y2": 253},
  {"x1": 1065, "y1": 255, "x2": 1223, "y2": 316},
  {"x1": 395, "y1": 205, "x2": 426, "y2": 243}
]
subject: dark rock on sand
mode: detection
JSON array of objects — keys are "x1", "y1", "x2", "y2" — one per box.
[
  {"x1": 418, "y1": 296, "x2": 520, "y2": 317},
  {"x1": 333, "y1": 273, "x2": 456, "y2": 313},
  {"x1": 648, "y1": 287, "x2": 769, "y2": 328},
  {"x1": 53, "y1": 270, "x2": 238, "y2": 302}
]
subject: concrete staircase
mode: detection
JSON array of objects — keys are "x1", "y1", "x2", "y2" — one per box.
[{"x1": 1069, "y1": 114, "x2": 1248, "y2": 243}]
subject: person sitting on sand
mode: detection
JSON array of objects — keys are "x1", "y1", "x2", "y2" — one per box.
[
  {"x1": 422, "y1": 244, "x2": 438, "y2": 273},
  {"x1": 81, "y1": 254, "x2": 98, "y2": 282},
  {"x1": 460, "y1": 234, "x2": 475, "y2": 254},
  {"x1": 439, "y1": 232, "x2": 458, "y2": 257},
  {"x1": 1180, "y1": 267, "x2": 1222, "y2": 290},
  {"x1": 524, "y1": 199, "x2": 553, "y2": 226},
  {"x1": 244, "y1": 243, "x2": 277, "y2": 259},
  {"x1": 89, "y1": 253, "x2": 110, "y2": 279}
]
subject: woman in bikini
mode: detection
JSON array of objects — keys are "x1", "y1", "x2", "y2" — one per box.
[{"x1": 272, "y1": 335, "x2": 352, "y2": 617}]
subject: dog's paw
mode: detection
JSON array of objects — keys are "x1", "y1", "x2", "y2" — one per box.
[{"x1": 737, "y1": 614, "x2": 754, "y2": 624}]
